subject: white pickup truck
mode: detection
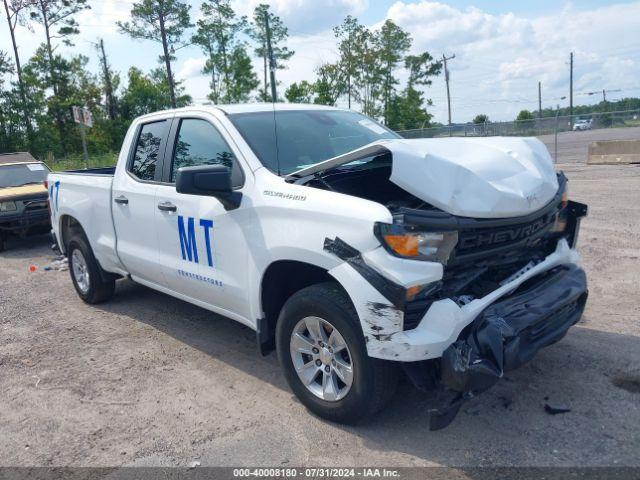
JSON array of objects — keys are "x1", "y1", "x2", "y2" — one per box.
[{"x1": 48, "y1": 104, "x2": 588, "y2": 429}]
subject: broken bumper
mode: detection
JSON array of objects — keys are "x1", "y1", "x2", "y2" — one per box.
[
  {"x1": 328, "y1": 238, "x2": 583, "y2": 362},
  {"x1": 428, "y1": 263, "x2": 587, "y2": 429}
]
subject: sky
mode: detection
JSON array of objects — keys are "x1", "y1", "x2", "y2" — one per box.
[{"x1": 1, "y1": 0, "x2": 640, "y2": 124}]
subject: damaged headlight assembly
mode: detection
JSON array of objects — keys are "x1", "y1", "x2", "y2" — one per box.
[{"x1": 375, "y1": 222, "x2": 458, "y2": 265}]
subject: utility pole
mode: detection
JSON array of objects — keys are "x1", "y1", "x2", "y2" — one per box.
[
  {"x1": 442, "y1": 53, "x2": 455, "y2": 126},
  {"x1": 569, "y1": 52, "x2": 574, "y2": 124},
  {"x1": 265, "y1": 14, "x2": 277, "y2": 103},
  {"x1": 602, "y1": 89, "x2": 607, "y2": 103},
  {"x1": 97, "y1": 39, "x2": 116, "y2": 120},
  {"x1": 80, "y1": 122, "x2": 89, "y2": 169},
  {"x1": 538, "y1": 81, "x2": 542, "y2": 117}
]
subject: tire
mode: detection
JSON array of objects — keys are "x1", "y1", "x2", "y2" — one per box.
[
  {"x1": 276, "y1": 282, "x2": 398, "y2": 424},
  {"x1": 67, "y1": 234, "x2": 115, "y2": 304}
]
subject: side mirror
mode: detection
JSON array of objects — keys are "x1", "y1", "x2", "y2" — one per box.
[{"x1": 176, "y1": 165, "x2": 242, "y2": 210}]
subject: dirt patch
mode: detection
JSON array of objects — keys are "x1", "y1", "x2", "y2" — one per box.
[
  {"x1": 0, "y1": 163, "x2": 639, "y2": 467},
  {"x1": 612, "y1": 374, "x2": 640, "y2": 394}
]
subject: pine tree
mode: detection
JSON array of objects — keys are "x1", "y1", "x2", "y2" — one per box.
[
  {"x1": 248, "y1": 4, "x2": 294, "y2": 101},
  {"x1": 117, "y1": 0, "x2": 192, "y2": 109}
]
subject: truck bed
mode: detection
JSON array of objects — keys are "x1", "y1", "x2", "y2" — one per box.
[
  {"x1": 56, "y1": 166, "x2": 116, "y2": 175},
  {"x1": 48, "y1": 170, "x2": 124, "y2": 275}
]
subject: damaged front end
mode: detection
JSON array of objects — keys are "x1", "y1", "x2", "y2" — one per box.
[
  {"x1": 429, "y1": 264, "x2": 587, "y2": 430},
  {"x1": 302, "y1": 139, "x2": 589, "y2": 429}
]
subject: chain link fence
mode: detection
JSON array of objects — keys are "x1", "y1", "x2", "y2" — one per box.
[
  {"x1": 397, "y1": 109, "x2": 640, "y2": 139},
  {"x1": 397, "y1": 109, "x2": 640, "y2": 163}
]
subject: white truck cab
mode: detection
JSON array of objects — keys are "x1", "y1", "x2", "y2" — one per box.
[{"x1": 48, "y1": 104, "x2": 588, "y2": 429}]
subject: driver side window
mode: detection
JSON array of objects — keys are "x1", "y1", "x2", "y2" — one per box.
[{"x1": 170, "y1": 118, "x2": 243, "y2": 187}]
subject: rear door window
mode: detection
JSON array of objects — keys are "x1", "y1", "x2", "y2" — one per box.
[{"x1": 129, "y1": 121, "x2": 167, "y2": 181}]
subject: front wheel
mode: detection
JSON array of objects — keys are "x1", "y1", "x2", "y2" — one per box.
[
  {"x1": 276, "y1": 282, "x2": 398, "y2": 424},
  {"x1": 67, "y1": 235, "x2": 115, "y2": 304}
]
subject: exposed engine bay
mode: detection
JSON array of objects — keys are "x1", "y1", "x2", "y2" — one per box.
[{"x1": 296, "y1": 152, "x2": 586, "y2": 330}]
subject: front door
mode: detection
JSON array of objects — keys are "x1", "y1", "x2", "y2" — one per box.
[{"x1": 154, "y1": 115, "x2": 252, "y2": 322}]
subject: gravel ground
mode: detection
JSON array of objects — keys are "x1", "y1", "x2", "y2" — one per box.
[{"x1": 0, "y1": 163, "x2": 639, "y2": 468}]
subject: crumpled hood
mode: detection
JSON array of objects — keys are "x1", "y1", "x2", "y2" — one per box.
[
  {"x1": 290, "y1": 136, "x2": 559, "y2": 219},
  {"x1": 387, "y1": 137, "x2": 559, "y2": 218}
]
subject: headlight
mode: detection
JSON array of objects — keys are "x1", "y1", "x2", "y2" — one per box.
[
  {"x1": 551, "y1": 185, "x2": 569, "y2": 233},
  {"x1": 560, "y1": 184, "x2": 569, "y2": 208},
  {"x1": 376, "y1": 222, "x2": 458, "y2": 264},
  {"x1": 0, "y1": 201, "x2": 17, "y2": 212}
]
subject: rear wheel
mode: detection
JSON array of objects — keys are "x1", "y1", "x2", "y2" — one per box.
[
  {"x1": 276, "y1": 282, "x2": 398, "y2": 424},
  {"x1": 67, "y1": 235, "x2": 115, "y2": 304}
]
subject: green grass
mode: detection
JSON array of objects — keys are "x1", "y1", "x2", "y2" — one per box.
[{"x1": 46, "y1": 152, "x2": 118, "y2": 172}]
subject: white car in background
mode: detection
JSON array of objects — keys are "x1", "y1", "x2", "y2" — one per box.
[{"x1": 573, "y1": 119, "x2": 592, "y2": 131}]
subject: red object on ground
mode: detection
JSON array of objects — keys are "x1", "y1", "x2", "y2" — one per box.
[{"x1": 29, "y1": 265, "x2": 37, "y2": 273}]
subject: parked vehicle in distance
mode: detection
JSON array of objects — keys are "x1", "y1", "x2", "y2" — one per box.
[
  {"x1": 0, "y1": 153, "x2": 51, "y2": 251},
  {"x1": 48, "y1": 104, "x2": 588, "y2": 429},
  {"x1": 573, "y1": 119, "x2": 592, "y2": 131}
]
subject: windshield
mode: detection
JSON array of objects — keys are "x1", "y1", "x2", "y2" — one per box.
[
  {"x1": 228, "y1": 109, "x2": 400, "y2": 175},
  {"x1": 0, "y1": 163, "x2": 50, "y2": 188}
]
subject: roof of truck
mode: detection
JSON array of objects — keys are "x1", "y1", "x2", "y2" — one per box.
[
  {"x1": 214, "y1": 103, "x2": 341, "y2": 114},
  {"x1": 167, "y1": 103, "x2": 343, "y2": 115},
  {"x1": 133, "y1": 103, "x2": 348, "y2": 123}
]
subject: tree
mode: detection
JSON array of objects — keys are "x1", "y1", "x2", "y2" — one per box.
[
  {"x1": 22, "y1": 47, "x2": 103, "y2": 156},
  {"x1": 375, "y1": 19, "x2": 411, "y2": 124},
  {"x1": 382, "y1": 51, "x2": 440, "y2": 131},
  {"x1": 118, "y1": 0, "x2": 191, "y2": 109},
  {"x1": 225, "y1": 46, "x2": 258, "y2": 103},
  {"x1": 95, "y1": 38, "x2": 118, "y2": 121},
  {"x1": 473, "y1": 114, "x2": 489, "y2": 124},
  {"x1": 192, "y1": 0, "x2": 254, "y2": 103},
  {"x1": 249, "y1": 4, "x2": 294, "y2": 101},
  {"x1": 351, "y1": 26, "x2": 381, "y2": 118},
  {"x1": 0, "y1": 51, "x2": 16, "y2": 151},
  {"x1": 2, "y1": 0, "x2": 35, "y2": 148},
  {"x1": 313, "y1": 62, "x2": 346, "y2": 106},
  {"x1": 28, "y1": 0, "x2": 90, "y2": 153},
  {"x1": 284, "y1": 81, "x2": 314, "y2": 103},
  {"x1": 333, "y1": 15, "x2": 362, "y2": 109},
  {"x1": 516, "y1": 109, "x2": 534, "y2": 121},
  {"x1": 119, "y1": 67, "x2": 191, "y2": 121}
]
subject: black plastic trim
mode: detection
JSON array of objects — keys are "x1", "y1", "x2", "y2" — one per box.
[{"x1": 323, "y1": 237, "x2": 406, "y2": 308}]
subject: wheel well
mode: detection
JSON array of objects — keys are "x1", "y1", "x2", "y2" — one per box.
[
  {"x1": 59, "y1": 215, "x2": 85, "y2": 252},
  {"x1": 258, "y1": 260, "x2": 337, "y2": 355}
]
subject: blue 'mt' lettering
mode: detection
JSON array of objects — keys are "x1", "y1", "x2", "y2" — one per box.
[
  {"x1": 178, "y1": 215, "x2": 199, "y2": 263},
  {"x1": 200, "y1": 219, "x2": 214, "y2": 267}
]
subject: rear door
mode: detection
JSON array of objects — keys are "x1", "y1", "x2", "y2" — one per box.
[
  {"x1": 154, "y1": 113, "x2": 253, "y2": 322},
  {"x1": 112, "y1": 118, "x2": 171, "y2": 286}
]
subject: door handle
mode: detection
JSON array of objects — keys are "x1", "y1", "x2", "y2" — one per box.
[
  {"x1": 114, "y1": 195, "x2": 129, "y2": 205},
  {"x1": 157, "y1": 201, "x2": 177, "y2": 212}
]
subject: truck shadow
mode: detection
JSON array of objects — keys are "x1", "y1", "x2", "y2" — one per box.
[
  {"x1": 0, "y1": 233, "x2": 52, "y2": 260},
  {"x1": 94, "y1": 279, "x2": 640, "y2": 466}
]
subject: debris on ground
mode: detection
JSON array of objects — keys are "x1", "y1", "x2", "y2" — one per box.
[
  {"x1": 47, "y1": 257, "x2": 68, "y2": 271},
  {"x1": 188, "y1": 461, "x2": 201, "y2": 469},
  {"x1": 544, "y1": 403, "x2": 572, "y2": 415}
]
